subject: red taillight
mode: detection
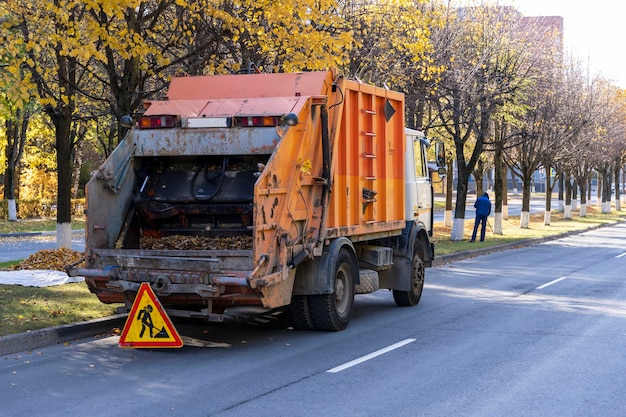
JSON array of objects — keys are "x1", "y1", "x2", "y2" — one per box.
[
  {"x1": 234, "y1": 116, "x2": 281, "y2": 127},
  {"x1": 137, "y1": 115, "x2": 178, "y2": 129}
]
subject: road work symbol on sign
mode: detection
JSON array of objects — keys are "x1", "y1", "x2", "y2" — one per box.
[{"x1": 119, "y1": 282, "x2": 183, "y2": 348}]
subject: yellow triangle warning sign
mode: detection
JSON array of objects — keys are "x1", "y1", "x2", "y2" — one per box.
[{"x1": 119, "y1": 282, "x2": 183, "y2": 348}]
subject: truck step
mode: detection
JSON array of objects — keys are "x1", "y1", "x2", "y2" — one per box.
[{"x1": 355, "y1": 269, "x2": 379, "y2": 294}]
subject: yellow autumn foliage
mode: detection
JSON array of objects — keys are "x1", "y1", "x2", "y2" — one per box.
[{"x1": 1, "y1": 0, "x2": 354, "y2": 111}]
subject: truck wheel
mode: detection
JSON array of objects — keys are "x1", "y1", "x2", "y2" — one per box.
[
  {"x1": 309, "y1": 248, "x2": 356, "y2": 331},
  {"x1": 393, "y1": 249, "x2": 425, "y2": 307},
  {"x1": 285, "y1": 295, "x2": 314, "y2": 330}
]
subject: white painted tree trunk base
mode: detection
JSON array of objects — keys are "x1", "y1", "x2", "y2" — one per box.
[
  {"x1": 444, "y1": 210, "x2": 453, "y2": 228},
  {"x1": 502, "y1": 205, "x2": 509, "y2": 220},
  {"x1": 564, "y1": 205, "x2": 572, "y2": 219},
  {"x1": 544, "y1": 211, "x2": 551, "y2": 226},
  {"x1": 602, "y1": 201, "x2": 611, "y2": 214},
  {"x1": 520, "y1": 211, "x2": 530, "y2": 228},
  {"x1": 57, "y1": 223, "x2": 72, "y2": 249},
  {"x1": 558, "y1": 199, "x2": 564, "y2": 212},
  {"x1": 494, "y1": 212, "x2": 503, "y2": 235},
  {"x1": 451, "y1": 218, "x2": 465, "y2": 241},
  {"x1": 572, "y1": 200, "x2": 578, "y2": 211},
  {"x1": 580, "y1": 203, "x2": 587, "y2": 217},
  {"x1": 616, "y1": 199, "x2": 621, "y2": 211},
  {"x1": 8, "y1": 199, "x2": 17, "y2": 222}
]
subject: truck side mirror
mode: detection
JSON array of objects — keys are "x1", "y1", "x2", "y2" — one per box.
[{"x1": 434, "y1": 142, "x2": 446, "y2": 168}]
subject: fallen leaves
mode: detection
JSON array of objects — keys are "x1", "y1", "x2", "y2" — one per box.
[
  {"x1": 140, "y1": 235, "x2": 253, "y2": 251},
  {"x1": 12, "y1": 248, "x2": 84, "y2": 271}
]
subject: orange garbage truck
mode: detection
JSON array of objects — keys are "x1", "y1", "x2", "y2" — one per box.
[{"x1": 73, "y1": 69, "x2": 441, "y2": 331}]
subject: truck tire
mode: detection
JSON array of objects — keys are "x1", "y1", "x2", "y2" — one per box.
[
  {"x1": 393, "y1": 247, "x2": 425, "y2": 307},
  {"x1": 309, "y1": 248, "x2": 356, "y2": 331},
  {"x1": 285, "y1": 295, "x2": 314, "y2": 330}
]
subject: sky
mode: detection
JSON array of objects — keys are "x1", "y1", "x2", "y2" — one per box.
[{"x1": 501, "y1": 0, "x2": 626, "y2": 88}]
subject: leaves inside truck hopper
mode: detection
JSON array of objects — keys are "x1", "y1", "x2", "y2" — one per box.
[{"x1": 140, "y1": 235, "x2": 253, "y2": 250}]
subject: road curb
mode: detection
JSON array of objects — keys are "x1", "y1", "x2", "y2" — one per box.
[{"x1": 0, "y1": 314, "x2": 127, "y2": 357}]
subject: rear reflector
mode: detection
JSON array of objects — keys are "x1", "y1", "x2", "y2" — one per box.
[{"x1": 137, "y1": 115, "x2": 178, "y2": 129}]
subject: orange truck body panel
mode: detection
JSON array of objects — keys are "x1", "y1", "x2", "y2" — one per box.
[{"x1": 326, "y1": 78, "x2": 406, "y2": 236}]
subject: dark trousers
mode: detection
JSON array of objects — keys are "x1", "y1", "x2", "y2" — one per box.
[{"x1": 471, "y1": 214, "x2": 488, "y2": 242}]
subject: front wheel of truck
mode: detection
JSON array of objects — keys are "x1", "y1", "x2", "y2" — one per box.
[
  {"x1": 309, "y1": 248, "x2": 356, "y2": 331},
  {"x1": 393, "y1": 247, "x2": 425, "y2": 307}
]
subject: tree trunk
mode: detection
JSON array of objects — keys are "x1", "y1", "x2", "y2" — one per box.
[
  {"x1": 502, "y1": 165, "x2": 509, "y2": 220},
  {"x1": 3, "y1": 139, "x2": 18, "y2": 221},
  {"x1": 579, "y1": 182, "x2": 587, "y2": 217},
  {"x1": 72, "y1": 143, "x2": 82, "y2": 199},
  {"x1": 56, "y1": 115, "x2": 74, "y2": 249},
  {"x1": 614, "y1": 162, "x2": 621, "y2": 211},
  {"x1": 451, "y1": 163, "x2": 470, "y2": 241},
  {"x1": 474, "y1": 159, "x2": 484, "y2": 195},
  {"x1": 564, "y1": 172, "x2": 572, "y2": 219},
  {"x1": 622, "y1": 170, "x2": 626, "y2": 205},
  {"x1": 601, "y1": 170, "x2": 612, "y2": 214},
  {"x1": 511, "y1": 172, "x2": 519, "y2": 194},
  {"x1": 520, "y1": 174, "x2": 532, "y2": 229},
  {"x1": 544, "y1": 169, "x2": 551, "y2": 226},
  {"x1": 444, "y1": 159, "x2": 454, "y2": 227},
  {"x1": 544, "y1": 166, "x2": 557, "y2": 226},
  {"x1": 557, "y1": 172, "x2": 564, "y2": 212},
  {"x1": 3, "y1": 111, "x2": 29, "y2": 221},
  {"x1": 493, "y1": 132, "x2": 504, "y2": 235}
]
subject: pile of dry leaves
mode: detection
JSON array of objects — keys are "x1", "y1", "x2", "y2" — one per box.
[{"x1": 13, "y1": 248, "x2": 84, "y2": 271}]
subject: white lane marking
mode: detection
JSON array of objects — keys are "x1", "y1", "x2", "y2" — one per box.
[
  {"x1": 326, "y1": 338, "x2": 416, "y2": 373},
  {"x1": 616, "y1": 252, "x2": 626, "y2": 258},
  {"x1": 536, "y1": 276, "x2": 567, "y2": 290}
]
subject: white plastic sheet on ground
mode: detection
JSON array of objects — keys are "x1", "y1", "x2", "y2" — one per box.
[{"x1": 0, "y1": 270, "x2": 84, "y2": 287}]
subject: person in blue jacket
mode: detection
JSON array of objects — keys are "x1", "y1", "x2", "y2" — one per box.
[{"x1": 471, "y1": 192, "x2": 491, "y2": 242}]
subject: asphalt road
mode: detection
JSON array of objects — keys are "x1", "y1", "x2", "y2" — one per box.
[
  {"x1": 0, "y1": 232, "x2": 85, "y2": 262},
  {"x1": 2, "y1": 223, "x2": 626, "y2": 417}
]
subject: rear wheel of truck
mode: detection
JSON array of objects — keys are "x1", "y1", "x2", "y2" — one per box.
[
  {"x1": 285, "y1": 295, "x2": 314, "y2": 330},
  {"x1": 393, "y1": 247, "x2": 425, "y2": 307},
  {"x1": 309, "y1": 248, "x2": 356, "y2": 331}
]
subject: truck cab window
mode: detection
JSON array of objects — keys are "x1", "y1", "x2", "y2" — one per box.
[{"x1": 414, "y1": 141, "x2": 428, "y2": 178}]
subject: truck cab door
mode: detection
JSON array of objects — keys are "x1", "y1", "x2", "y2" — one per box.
[{"x1": 404, "y1": 129, "x2": 432, "y2": 233}]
